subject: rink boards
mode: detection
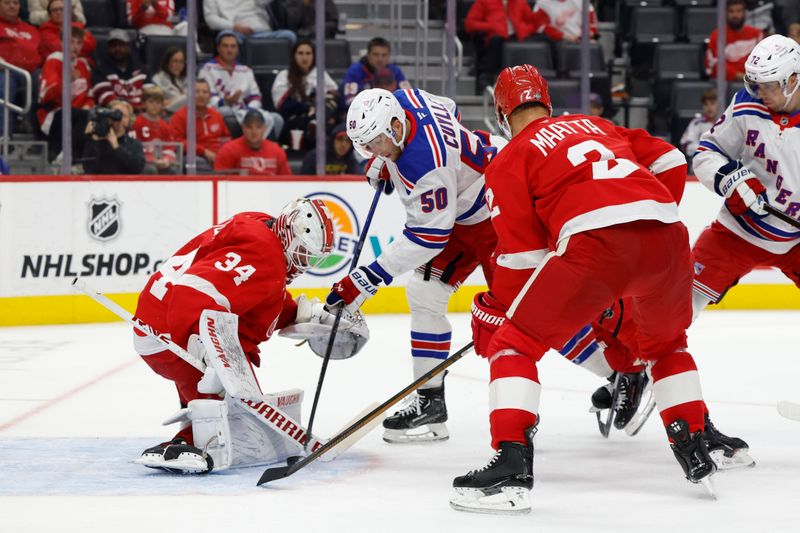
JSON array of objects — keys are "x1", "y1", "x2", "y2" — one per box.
[{"x1": 1, "y1": 174, "x2": 798, "y2": 326}]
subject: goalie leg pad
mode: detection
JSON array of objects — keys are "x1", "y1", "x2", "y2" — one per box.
[{"x1": 189, "y1": 389, "x2": 306, "y2": 470}]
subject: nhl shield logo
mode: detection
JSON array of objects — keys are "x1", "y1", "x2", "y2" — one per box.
[{"x1": 88, "y1": 198, "x2": 121, "y2": 241}]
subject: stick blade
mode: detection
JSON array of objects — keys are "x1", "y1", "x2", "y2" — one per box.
[
  {"x1": 777, "y1": 401, "x2": 800, "y2": 421},
  {"x1": 257, "y1": 465, "x2": 292, "y2": 486}
]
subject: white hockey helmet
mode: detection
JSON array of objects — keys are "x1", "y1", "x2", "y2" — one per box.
[
  {"x1": 275, "y1": 198, "x2": 335, "y2": 281},
  {"x1": 744, "y1": 34, "x2": 800, "y2": 105},
  {"x1": 346, "y1": 88, "x2": 407, "y2": 158}
]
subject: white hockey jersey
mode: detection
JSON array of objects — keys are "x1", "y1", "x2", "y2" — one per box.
[
  {"x1": 373, "y1": 88, "x2": 506, "y2": 281},
  {"x1": 693, "y1": 89, "x2": 800, "y2": 254},
  {"x1": 199, "y1": 58, "x2": 263, "y2": 112},
  {"x1": 680, "y1": 114, "x2": 713, "y2": 157}
]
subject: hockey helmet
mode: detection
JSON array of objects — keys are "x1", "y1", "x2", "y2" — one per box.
[
  {"x1": 744, "y1": 34, "x2": 800, "y2": 106},
  {"x1": 346, "y1": 88, "x2": 407, "y2": 158},
  {"x1": 275, "y1": 198, "x2": 335, "y2": 281},
  {"x1": 493, "y1": 64, "x2": 552, "y2": 138}
]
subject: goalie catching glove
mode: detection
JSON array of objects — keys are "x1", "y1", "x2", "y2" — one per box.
[
  {"x1": 279, "y1": 294, "x2": 370, "y2": 359},
  {"x1": 714, "y1": 161, "x2": 768, "y2": 217}
]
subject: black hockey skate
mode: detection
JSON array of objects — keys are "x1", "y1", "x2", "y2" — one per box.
[
  {"x1": 704, "y1": 414, "x2": 755, "y2": 470},
  {"x1": 136, "y1": 437, "x2": 213, "y2": 474},
  {"x1": 383, "y1": 383, "x2": 448, "y2": 443},
  {"x1": 450, "y1": 426, "x2": 536, "y2": 515},
  {"x1": 613, "y1": 370, "x2": 649, "y2": 430},
  {"x1": 667, "y1": 419, "x2": 717, "y2": 497},
  {"x1": 591, "y1": 370, "x2": 653, "y2": 437}
]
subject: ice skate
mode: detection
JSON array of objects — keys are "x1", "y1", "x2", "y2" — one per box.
[
  {"x1": 135, "y1": 437, "x2": 213, "y2": 474},
  {"x1": 613, "y1": 370, "x2": 650, "y2": 430},
  {"x1": 667, "y1": 419, "x2": 717, "y2": 498},
  {"x1": 383, "y1": 383, "x2": 449, "y2": 444},
  {"x1": 450, "y1": 426, "x2": 536, "y2": 515},
  {"x1": 704, "y1": 414, "x2": 755, "y2": 470},
  {"x1": 590, "y1": 370, "x2": 652, "y2": 436}
]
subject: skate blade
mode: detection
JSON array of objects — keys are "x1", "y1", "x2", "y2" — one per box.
[
  {"x1": 449, "y1": 487, "x2": 531, "y2": 515},
  {"x1": 134, "y1": 455, "x2": 209, "y2": 474},
  {"x1": 383, "y1": 423, "x2": 449, "y2": 444},
  {"x1": 624, "y1": 391, "x2": 656, "y2": 437},
  {"x1": 595, "y1": 409, "x2": 614, "y2": 438},
  {"x1": 777, "y1": 401, "x2": 800, "y2": 421},
  {"x1": 710, "y1": 449, "x2": 756, "y2": 471},
  {"x1": 698, "y1": 476, "x2": 717, "y2": 500}
]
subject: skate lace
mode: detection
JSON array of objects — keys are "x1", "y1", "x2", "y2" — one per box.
[
  {"x1": 615, "y1": 376, "x2": 632, "y2": 410},
  {"x1": 469, "y1": 449, "x2": 502, "y2": 475},
  {"x1": 395, "y1": 394, "x2": 423, "y2": 417}
]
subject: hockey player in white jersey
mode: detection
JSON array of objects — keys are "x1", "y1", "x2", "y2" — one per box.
[
  {"x1": 326, "y1": 87, "x2": 503, "y2": 443},
  {"x1": 693, "y1": 34, "x2": 800, "y2": 317}
]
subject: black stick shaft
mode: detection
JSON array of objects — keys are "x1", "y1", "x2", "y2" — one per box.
[
  {"x1": 764, "y1": 203, "x2": 800, "y2": 230},
  {"x1": 304, "y1": 181, "x2": 386, "y2": 451},
  {"x1": 258, "y1": 342, "x2": 473, "y2": 485}
]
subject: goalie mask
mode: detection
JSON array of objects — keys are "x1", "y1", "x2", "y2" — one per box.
[
  {"x1": 744, "y1": 34, "x2": 800, "y2": 111},
  {"x1": 275, "y1": 198, "x2": 335, "y2": 281},
  {"x1": 346, "y1": 88, "x2": 407, "y2": 159}
]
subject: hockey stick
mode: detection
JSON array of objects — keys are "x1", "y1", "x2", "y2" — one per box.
[
  {"x1": 304, "y1": 180, "x2": 386, "y2": 452},
  {"x1": 763, "y1": 204, "x2": 800, "y2": 231},
  {"x1": 257, "y1": 341, "x2": 474, "y2": 485},
  {"x1": 71, "y1": 277, "x2": 326, "y2": 452},
  {"x1": 595, "y1": 372, "x2": 620, "y2": 438},
  {"x1": 777, "y1": 401, "x2": 800, "y2": 422}
]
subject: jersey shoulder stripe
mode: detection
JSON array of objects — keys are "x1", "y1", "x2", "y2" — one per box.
[{"x1": 394, "y1": 90, "x2": 448, "y2": 184}]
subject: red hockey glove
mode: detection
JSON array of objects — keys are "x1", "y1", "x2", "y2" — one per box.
[
  {"x1": 326, "y1": 262, "x2": 393, "y2": 314},
  {"x1": 471, "y1": 291, "x2": 508, "y2": 358},
  {"x1": 715, "y1": 162, "x2": 767, "y2": 217},
  {"x1": 365, "y1": 157, "x2": 394, "y2": 195}
]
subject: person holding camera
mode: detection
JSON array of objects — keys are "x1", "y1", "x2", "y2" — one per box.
[{"x1": 82, "y1": 100, "x2": 146, "y2": 175}]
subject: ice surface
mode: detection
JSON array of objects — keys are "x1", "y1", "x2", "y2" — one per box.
[{"x1": 1, "y1": 312, "x2": 799, "y2": 532}]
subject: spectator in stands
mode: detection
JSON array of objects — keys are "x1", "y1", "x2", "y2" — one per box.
[
  {"x1": 38, "y1": 0, "x2": 95, "y2": 65},
  {"x1": 588, "y1": 92, "x2": 604, "y2": 117},
  {"x1": 203, "y1": 0, "x2": 296, "y2": 44},
  {"x1": 37, "y1": 25, "x2": 93, "y2": 162},
  {"x1": 91, "y1": 29, "x2": 149, "y2": 111},
  {"x1": 789, "y1": 22, "x2": 800, "y2": 44},
  {"x1": 300, "y1": 122, "x2": 359, "y2": 175},
  {"x1": 680, "y1": 88, "x2": 717, "y2": 158},
  {"x1": 199, "y1": 30, "x2": 283, "y2": 138},
  {"x1": 532, "y1": 0, "x2": 598, "y2": 43},
  {"x1": 82, "y1": 99, "x2": 146, "y2": 175},
  {"x1": 215, "y1": 109, "x2": 291, "y2": 175},
  {"x1": 28, "y1": 0, "x2": 85, "y2": 25},
  {"x1": 152, "y1": 46, "x2": 187, "y2": 113},
  {"x1": 271, "y1": 39, "x2": 339, "y2": 151},
  {"x1": 0, "y1": 0, "x2": 41, "y2": 136},
  {"x1": 169, "y1": 79, "x2": 230, "y2": 169},
  {"x1": 341, "y1": 37, "x2": 410, "y2": 107},
  {"x1": 126, "y1": 0, "x2": 188, "y2": 36},
  {"x1": 465, "y1": 0, "x2": 545, "y2": 94},
  {"x1": 133, "y1": 85, "x2": 177, "y2": 173},
  {"x1": 706, "y1": 0, "x2": 763, "y2": 82},
  {"x1": 283, "y1": 0, "x2": 340, "y2": 40}
]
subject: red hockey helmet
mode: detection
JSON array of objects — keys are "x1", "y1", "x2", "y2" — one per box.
[{"x1": 494, "y1": 64, "x2": 552, "y2": 137}]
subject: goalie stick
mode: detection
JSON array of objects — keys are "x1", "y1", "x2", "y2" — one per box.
[
  {"x1": 70, "y1": 277, "x2": 327, "y2": 453},
  {"x1": 257, "y1": 341, "x2": 474, "y2": 486},
  {"x1": 304, "y1": 180, "x2": 386, "y2": 452}
]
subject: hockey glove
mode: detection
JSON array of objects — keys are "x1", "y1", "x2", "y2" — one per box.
[
  {"x1": 294, "y1": 294, "x2": 337, "y2": 326},
  {"x1": 326, "y1": 262, "x2": 393, "y2": 314},
  {"x1": 715, "y1": 161, "x2": 768, "y2": 217},
  {"x1": 365, "y1": 157, "x2": 395, "y2": 195},
  {"x1": 471, "y1": 291, "x2": 508, "y2": 358}
]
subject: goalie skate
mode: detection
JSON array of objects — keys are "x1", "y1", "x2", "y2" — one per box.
[
  {"x1": 383, "y1": 384, "x2": 449, "y2": 444},
  {"x1": 135, "y1": 438, "x2": 213, "y2": 474}
]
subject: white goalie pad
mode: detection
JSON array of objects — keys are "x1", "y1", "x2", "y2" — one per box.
[
  {"x1": 189, "y1": 389, "x2": 305, "y2": 470},
  {"x1": 199, "y1": 310, "x2": 261, "y2": 401},
  {"x1": 279, "y1": 311, "x2": 370, "y2": 360}
]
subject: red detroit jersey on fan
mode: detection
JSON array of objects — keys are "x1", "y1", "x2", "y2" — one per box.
[
  {"x1": 363, "y1": 88, "x2": 505, "y2": 281},
  {"x1": 134, "y1": 212, "x2": 299, "y2": 406}
]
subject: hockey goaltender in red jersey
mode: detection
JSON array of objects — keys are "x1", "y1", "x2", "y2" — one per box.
[
  {"x1": 131, "y1": 199, "x2": 365, "y2": 474},
  {"x1": 450, "y1": 64, "x2": 718, "y2": 514}
]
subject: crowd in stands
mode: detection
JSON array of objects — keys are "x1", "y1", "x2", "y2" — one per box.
[{"x1": 2, "y1": 0, "x2": 799, "y2": 176}]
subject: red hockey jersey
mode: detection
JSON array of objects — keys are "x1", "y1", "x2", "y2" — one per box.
[
  {"x1": 214, "y1": 137, "x2": 292, "y2": 176},
  {"x1": 134, "y1": 212, "x2": 298, "y2": 367},
  {"x1": 133, "y1": 114, "x2": 176, "y2": 163},
  {"x1": 486, "y1": 115, "x2": 685, "y2": 307},
  {"x1": 37, "y1": 52, "x2": 94, "y2": 134}
]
